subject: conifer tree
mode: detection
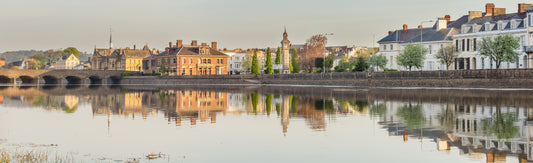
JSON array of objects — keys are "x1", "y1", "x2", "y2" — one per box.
[
  {"x1": 291, "y1": 47, "x2": 300, "y2": 73},
  {"x1": 251, "y1": 50, "x2": 260, "y2": 74},
  {"x1": 275, "y1": 47, "x2": 281, "y2": 73},
  {"x1": 265, "y1": 47, "x2": 273, "y2": 74}
]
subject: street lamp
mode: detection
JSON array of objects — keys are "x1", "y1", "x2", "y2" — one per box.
[
  {"x1": 322, "y1": 33, "x2": 334, "y2": 73},
  {"x1": 419, "y1": 20, "x2": 433, "y2": 71}
]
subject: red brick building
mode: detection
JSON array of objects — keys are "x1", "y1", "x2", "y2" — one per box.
[
  {"x1": 0, "y1": 58, "x2": 5, "y2": 68},
  {"x1": 144, "y1": 40, "x2": 228, "y2": 75}
]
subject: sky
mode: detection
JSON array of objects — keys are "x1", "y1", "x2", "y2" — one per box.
[{"x1": 0, "y1": 0, "x2": 531, "y2": 53}]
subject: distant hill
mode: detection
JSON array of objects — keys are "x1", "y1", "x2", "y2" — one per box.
[{"x1": 0, "y1": 50, "x2": 91, "y2": 62}]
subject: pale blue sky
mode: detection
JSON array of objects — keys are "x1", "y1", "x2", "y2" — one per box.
[{"x1": 0, "y1": 0, "x2": 530, "y2": 53}]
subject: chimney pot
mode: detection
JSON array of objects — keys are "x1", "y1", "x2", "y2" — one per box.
[
  {"x1": 418, "y1": 25, "x2": 423, "y2": 29},
  {"x1": 191, "y1": 40, "x2": 198, "y2": 46},
  {"x1": 486, "y1": 3, "x2": 495, "y2": 16},
  {"x1": 169, "y1": 42, "x2": 173, "y2": 48},
  {"x1": 403, "y1": 24, "x2": 408, "y2": 32},
  {"x1": 444, "y1": 15, "x2": 451, "y2": 22},
  {"x1": 201, "y1": 42, "x2": 208, "y2": 47},
  {"x1": 177, "y1": 40, "x2": 183, "y2": 47},
  {"x1": 518, "y1": 4, "x2": 532, "y2": 13},
  {"x1": 211, "y1": 42, "x2": 218, "y2": 50},
  {"x1": 388, "y1": 31, "x2": 394, "y2": 35}
]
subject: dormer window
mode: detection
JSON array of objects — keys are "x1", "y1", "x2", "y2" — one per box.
[
  {"x1": 199, "y1": 47, "x2": 210, "y2": 55},
  {"x1": 498, "y1": 21, "x2": 503, "y2": 30},
  {"x1": 485, "y1": 23, "x2": 491, "y2": 32}
]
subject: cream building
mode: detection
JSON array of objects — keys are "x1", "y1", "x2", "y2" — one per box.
[{"x1": 55, "y1": 54, "x2": 80, "y2": 69}]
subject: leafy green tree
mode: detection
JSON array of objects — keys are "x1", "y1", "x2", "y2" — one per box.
[
  {"x1": 31, "y1": 53, "x2": 46, "y2": 69},
  {"x1": 397, "y1": 43, "x2": 427, "y2": 71},
  {"x1": 275, "y1": 47, "x2": 281, "y2": 73},
  {"x1": 251, "y1": 50, "x2": 260, "y2": 74},
  {"x1": 63, "y1": 47, "x2": 80, "y2": 58},
  {"x1": 45, "y1": 50, "x2": 64, "y2": 65},
  {"x1": 291, "y1": 47, "x2": 300, "y2": 73},
  {"x1": 353, "y1": 56, "x2": 369, "y2": 72},
  {"x1": 265, "y1": 47, "x2": 273, "y2": 74},
  {"x1": 371, "y1": 54, "x2": 388, "y2": 71},
  {"x1": 159, "y1": 65, "x2": 166, "y2": 75},
  {"x1": 435, "y1": 46, "x2": 457, "y2": 70},
  {"x1": 479, "y1": 34, "x2": 521, "y2": 69},
  {"x1": 315, "y1": 58, "x2": 324, "y2": 69},
  {"x1": 324, "y1": 54, "x2": 335, "y2": 72},
  {"x1": 334, "y1": 56, "x2": 351, "y2": 72}
]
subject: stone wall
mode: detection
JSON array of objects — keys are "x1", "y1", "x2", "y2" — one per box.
[{"x1": 121, "y1": 69, "x2": 533, "y2": 88}]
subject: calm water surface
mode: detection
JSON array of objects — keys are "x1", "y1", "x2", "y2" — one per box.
[{"x1": 0, "y1": 85, "x2": 532, "y2": 162}]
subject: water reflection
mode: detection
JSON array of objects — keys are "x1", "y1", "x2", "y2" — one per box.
[{"x1": 2, "y1": 86, "x2": 533, "y2": 162}]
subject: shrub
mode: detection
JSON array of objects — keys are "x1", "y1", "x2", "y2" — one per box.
[
  {"x1": 121, "y1": 71, "x2": 130, "y2": 76},
  {"x1": 384, "y1": 68, "x2": 398, "y2": 71},
  {"x1": 153, "y1": 72, "x2": 161, "y2": 76}
]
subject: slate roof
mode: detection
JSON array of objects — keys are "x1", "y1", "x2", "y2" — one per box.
[
  {"x1": 156, "y1": 46, "x2": 228, "y2": 57},
  {"x1": 402, "y1": 28, "x2": 459, "y2": 43},
  {"x1": 378, "y1": 28, "x2": 432, "y2": 43},
  {"x1": 458, "y1": 13, "x2": 526, "y2": 34}
]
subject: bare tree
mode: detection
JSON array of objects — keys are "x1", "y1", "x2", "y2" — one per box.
[
  {"x1": 300, "y1": 35, "x2": 327, "y2": 73},
  {"x1": 436, "y1": 46, "x2": 457, "y2": 70}
]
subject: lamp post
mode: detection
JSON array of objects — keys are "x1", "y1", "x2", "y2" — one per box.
[
  {"x1": 321, "y1": 33, "x2": 334, "y2": 73},
  {"x1": 419, "y1": 20, "x2": 433, "y2": 71}
]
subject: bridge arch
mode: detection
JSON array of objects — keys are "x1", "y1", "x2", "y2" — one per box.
[
  {"x1": 108, "y1": 76, "x2": 121, "y2": 85},
  {"x1": 65, "y1": 76, "x2": 83, "y2": 85},
  {"x1": 89, "y1": 75, "x2": 103, "y2": 85},
  {"x1": 19, "y1": 76, "x2": 36, "y2": 84},
  {"x1": 0, "y1": 76, "x2": 10, "y2": 84},
  {"x1": 42, "y1": 75, "x2": 59, "y2": 85}
]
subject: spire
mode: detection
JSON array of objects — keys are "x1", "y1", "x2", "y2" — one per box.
[
  {"x1": 283, "y1": 26, "x2": 288, "y2": 40},
  {"x1": 109, "y1": 28, "x2": 113, "y2": 49}
]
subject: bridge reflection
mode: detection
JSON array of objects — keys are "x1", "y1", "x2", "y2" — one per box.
[{"x1": 0, "y1": 69, "x2": 126, "y2": 85}]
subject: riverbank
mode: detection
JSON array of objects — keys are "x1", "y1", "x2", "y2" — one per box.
[{"x1": 122, "y1": 69, "x2": 533, "y2": 88}]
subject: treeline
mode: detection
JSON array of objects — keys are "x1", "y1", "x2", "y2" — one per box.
[{"x1": 0, "y1": 49, "x2": 91, "y2": 63}]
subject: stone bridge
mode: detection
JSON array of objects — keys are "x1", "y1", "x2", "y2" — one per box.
[{"x1": 0, "y1": 70, "x2": 127, "y2": 85}]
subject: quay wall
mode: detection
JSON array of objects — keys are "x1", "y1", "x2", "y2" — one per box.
[{"x1": 121, "y1": 69, "x2": 533, "y2": 88}]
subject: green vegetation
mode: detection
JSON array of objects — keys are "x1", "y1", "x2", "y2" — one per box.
[
  {"x1": 479, "y1": 34, "x2": 521, "y2": 69},
  {"x1": 9, "y1": 66, "x2": 19, "y2": 70},
  {"x1": 436, "y1": 46, "x2": 457, "y2": 70},
  {"x1": 251, "y1": 50, "x2": 260, "y2": 74},
  {"x1": 324, "y1": 54, "x2": 335, "y2": 72},
  {"x1": 265, "y1": 47, "x2": 273, "y2": 74},
  {"x1": 63, "y1": 47, "x2": 80, "y2": 58},
  {"x1": 291, "y1": 47, "x2": 300, "y2": 73},
  {"x1": 290, "y1": 96, "x2": 299, "y2": 116},
  {"x1": 383, "y1": 68, "x2": 398, "y2": 71},
  {"x1": 275, "y1": 47, "x2": 281, "y2": 74},
  {"x1": 482, "y1": 112, "x2": 520, "y2": 140},
  {"x1": 334, "y1": 56, "x2": 351, "y2": 72},
  {"x1": 121, "y1": 71, "x2": 130, "y2": 76},
  {"x1": 397, "y1": 43, "x2": 427, "y2": 71},
  {"x1": 314, "y1": 58, "x2": 324, "y2": 69},
  {"x1": 370, "y1": 54, "x2": 388, "y2": 71},
  {"x1": 265, "y1": 94, "x2": 273, "y2": 116},
  {"x1": 159, "y1": 65, "x2": 167, "y2": 75},
  {"x1": 251, "y1": 93, "x2": 259, "y2": 113},
  {"x1": 153, "y1": 72, "x2": 161, "y2": 76},
  {"x1": 353, "y1": 56, "x2": 369, "y2": 72},
  {"x1": 397, "y1": 104, "x2": 426, "y2": 129}
]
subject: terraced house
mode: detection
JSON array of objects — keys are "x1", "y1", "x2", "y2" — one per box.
[{"x1": 143, "y1": 40, "x2": 228, "y2": 75}]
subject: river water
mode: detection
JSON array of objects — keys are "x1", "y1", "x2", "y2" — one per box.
[{"x1": 0, "y1": 85, "x2": 532, "y2": 162}]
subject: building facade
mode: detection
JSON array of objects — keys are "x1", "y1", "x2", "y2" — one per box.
[
  {"x1": 143, "y1": 40, "x2": 228, "y2": 76},
  {"x1": 454, "y1": 3, "x2": 531, "y2": 70},
  {"x1": 55, "y1": 54, "x2": 80, "y2": 69},
  {"x1": 91, "y1": 44, "x2": 157, "y2": 72}
]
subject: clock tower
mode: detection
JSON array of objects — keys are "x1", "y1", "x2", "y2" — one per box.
[{"x1": 281, "y1": 27, "x2": 291, "y2": 74}]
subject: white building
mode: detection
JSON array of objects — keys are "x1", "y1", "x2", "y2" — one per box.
[
  {"x1": 226, "y1": 50, "x2": 248, "y2": 75},
  {"x1": 55, "y1": 54, "x2": 80, "y2": 70},
  {"x1": 377, "y1": 14, "x2": 468, "y2": 71},
  {"x1": 453, "y1": 3, "x2": 530, "y2": 70}
]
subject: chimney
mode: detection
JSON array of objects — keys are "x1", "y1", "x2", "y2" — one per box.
[
  {"x1": 388, "y1": 31, "x2": 394, "y2": 35},
  {"x1": 468, "y1": 11, "x2": 483, "y2": 21},
  {"x1": 176, "y1": 40, "x2": 183, "y2": 47},
  {"x1": 444, "y1": 15, "x2": 451, "y2": 22},
  {"x1": 169, "y1": 42, "x2": 173, "y2": 48},
  {"x1": 436, "y1": 18, "x2": 447, "y2": 30},
  {"x1": 211, "y1": 42, "x2": 217, "y2": 49},
  {"x1": 133, "y1": 44, "x2": 136, "y2": 50},
  {"x1": 519, "y1": 4, "x2": 533, "y2": 13},
  {"x1": 403, "y1": 24, "x2": 408, "y2": 33},
  {"x1": 486, "y1": 3, "x2": 495, "y2": 16},
  {"x1": 191, "y1": 40, "x2": 198, "y2": 46},
  {"x1": 201, "y1": 42, "x2": 208, "y2": 47},
  {"x1": 493, "y1": 8, "x2": 506, "y2": 16},
  {"x1": 417, "y1": 25, "x2": 423, "y2": 29}
]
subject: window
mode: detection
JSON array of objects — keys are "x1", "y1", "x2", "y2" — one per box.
[
  {"x1": 230, "y1": 64, "x2": 233, "y2": 68},
  {"x1": 383, "y1": 45, "x2": 386, "y2": 50},
  {"x1": 473, "y1": 38, "x2": 477, "y2": 51},
  {"x1": 190, "y1": 58, "x2": 192, "y2": 64},
  {"x1": 529, "y1": 15, "x2": 532, "y2": 27},
  {"x1": 428, "y1": 45, "x2": 432, "y2": 54},
  {"x1": 203, "y1": 59, "x2": 206, "y2": 64},
  {"x1": 390, "y1": 45, "x2": 393, "y2": 50},
  {"x1": 467, "y1": 39, "x2": 470, "y2": 51},
  {"x1": 208, "y1": 59, "x2": 211, "y2": 64},
  {"x1": 462, "y1": 39, "x2": 465, "y2": 51},
  {"x1": 220, "y1": 59, "x2": 223, "y2": 64},
  {"x1": 183, "y1": 58, "x2": 186, "y2": 64},
  {"x1": 182, "y1": 68, "x2": 185, "y2": 75},
  {"x1": 455, "y1": 40, "x2": 459, "y2": 51},
  {"x1": 189, "y1": 68, "x2": 192, "y2": 75}
]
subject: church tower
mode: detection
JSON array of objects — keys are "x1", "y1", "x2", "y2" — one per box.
[{"x1": 281, "y1": 27, "x2": 291, "y2": 74}]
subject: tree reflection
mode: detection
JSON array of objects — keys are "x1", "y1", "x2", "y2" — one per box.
[
  {"x1": 265, "y1": 94, "x2": 272, "y2": 116},
  {"x1": 397, "y1": 103, "x2": 426, "y2": 129},
  {"x1": 371, "y1": 103, "x2": 387, "y2": 117},
  {"x1": 482, "y1": 110, "x2": 519, "y2": 140},
  {"x1": 290, "y1": 96, "x2": 299, "y2": 116},
  {"x1": 314, "y1": 100, "x2": 334, "y2": 113},
  {"x1": 251, "y1": 93, "x2": 259, "y2": 113}
]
